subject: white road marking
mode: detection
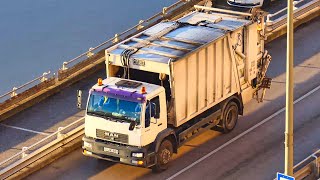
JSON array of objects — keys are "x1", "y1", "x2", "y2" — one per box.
[
  {"x1": 167, "y1": 84, "x2": 320, "y2": 180},
  {"x1": 0, "y1": 123, "x2": 50, "y2": 136}
]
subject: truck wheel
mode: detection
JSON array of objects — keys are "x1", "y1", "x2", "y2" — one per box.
[
  {"x1": 152, "y1": 140, "x2": 173, "y2": 173},
  {"x1": 222, "y1": 102, "x2": 238, "y2": 133}
]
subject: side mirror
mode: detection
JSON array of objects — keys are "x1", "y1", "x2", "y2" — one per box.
[
  {"x1": 129, "y1": 121, "x2": 136, "y2": 131},
  {"x1": 77, "y1": 90, "x2": 82, "y2": 109}
]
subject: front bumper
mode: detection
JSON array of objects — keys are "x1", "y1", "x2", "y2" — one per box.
[{"x1": 82, "y1": 136, "x2": 155, "y2": 168}]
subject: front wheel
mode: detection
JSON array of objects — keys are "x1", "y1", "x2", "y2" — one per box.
[
  {"x1": 221, "y1": 102, "x2": 239, "y2": 133},
  {"x1": 152, "y1": 140, "x2": 173, "y2": 173}
]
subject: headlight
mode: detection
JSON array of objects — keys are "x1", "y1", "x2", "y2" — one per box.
[
  {"x1": 132, "y1": 152, "x2": 144, "y2": 158},
  {"x1": 83, "y1": 141, "x2": 92, "y2": 149}
]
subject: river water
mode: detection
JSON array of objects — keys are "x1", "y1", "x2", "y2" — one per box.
[{"x1": 0, "y1": 0, "x2": 176, "y2": 95}]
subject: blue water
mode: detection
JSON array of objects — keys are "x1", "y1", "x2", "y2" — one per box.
[{"x1": 0, "y1": 0, "x2": 176, "y2": 95}]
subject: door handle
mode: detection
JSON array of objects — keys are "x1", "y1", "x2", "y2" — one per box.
[{"x1": 158, "y1": 123, "x2": 162, "y2": 126}]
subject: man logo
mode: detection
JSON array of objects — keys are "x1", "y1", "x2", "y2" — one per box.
[{"x1": 104, "y1": 132, "x2": 119, "y2": 138}]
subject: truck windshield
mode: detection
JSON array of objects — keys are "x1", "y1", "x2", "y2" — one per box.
[{"x1": 87, "y1": 93, "x2": 142, "y2": 124}]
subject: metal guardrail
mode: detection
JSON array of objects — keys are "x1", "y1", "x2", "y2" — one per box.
[
  {"x1": 0, "y1": 1, "x2": 319, "y2": 179},
  {"x1": 266, "y1": 0, "x2": 304, "y2": 21},
  {"x1": 0, "y1": 117, "x2": 85, "y2": 179},
  {"x1": 265, "y1": 0, "x2": 319, "y2": 34},
  {"x1": 293, "y1": 149, "x2": 320, "y2": 179},
  {"x1": 0, "y1": 0, "x2": 194, "y2": 104},
  {"x1": 273, "y1": 149, "x2": 320, "y2": 180},
  {"x1": 0, "y1": 71, "x2": 52, "y2": 100}
]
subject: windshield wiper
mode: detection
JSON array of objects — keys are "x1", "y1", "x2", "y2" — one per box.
[
  {"x1": 87, "y1": 111, "x2": 112, "y2": 121},
  {"x1": 103, "y1": 112, "x2": 114, "y2": 121},
  {"x1": 111, "y1": 113, "x2": 135, "y2": 123},
  {"x1": 100, "y1": 112, "x2": 126, "y2": 122},
  {"x1": 87, "y1": 111, "x2": 104, "y2": 117}
]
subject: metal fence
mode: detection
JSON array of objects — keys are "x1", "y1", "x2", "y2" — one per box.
[
  {"x1": 273, "y1": 149, "x2": 320, "y2": 179},
  {"x1": 0, "y1": 71, "x2": 52, "y2": 101},
  {"x1": 293, "y1": 149, "x2": 320, "y2": 179},
  {"x1": 265, "y1": 0, "x2": 319, "y2": 34},
  {"x1": 0, "y1": 117, "x2": 84, "y2": 179}
]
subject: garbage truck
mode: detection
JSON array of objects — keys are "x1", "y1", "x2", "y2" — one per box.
[{"x1": 82, "y1": 6, "x2": 271, "y2": 172}]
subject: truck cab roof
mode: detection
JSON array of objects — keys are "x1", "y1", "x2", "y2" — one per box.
[{"x1": 91, "y1": 77, "x2": 164, "y2": 102}]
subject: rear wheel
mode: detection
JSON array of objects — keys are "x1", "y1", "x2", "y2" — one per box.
[
  {"x1": 152, "y1": 139, "x2": 173, "y2": 173},
  {"x1": 221, "y1": 101, "x2": 239, "y2": 133}
]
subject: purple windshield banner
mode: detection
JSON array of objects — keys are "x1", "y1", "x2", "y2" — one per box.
[{"x1": 94, "y1": 86, "x2": 146, "y2": 102}]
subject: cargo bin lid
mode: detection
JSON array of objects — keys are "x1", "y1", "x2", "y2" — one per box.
[{"x1": 106, "y1": 11, "x2": 251, "y2": 67}]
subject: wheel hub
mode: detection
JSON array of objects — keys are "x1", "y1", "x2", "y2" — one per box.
[{"x1": 161, "y1": 149, "x2": 171, "y2": 164}]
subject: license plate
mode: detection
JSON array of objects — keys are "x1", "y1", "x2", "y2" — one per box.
[{"x1": 104, "y1": 147, "x2": 119, "y2": 154}]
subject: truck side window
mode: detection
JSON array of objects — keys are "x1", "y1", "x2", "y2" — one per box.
[{"x1": 145, "y1": 96, "x2": 160, "y2": 128}]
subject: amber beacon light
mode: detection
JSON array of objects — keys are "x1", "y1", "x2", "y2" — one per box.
[
  {"x1": 97, "y1": 78, "x2": 103, "y2": 86},
  {"x1": 141, "y1": 86, "x2": 147, "y2": 94}
]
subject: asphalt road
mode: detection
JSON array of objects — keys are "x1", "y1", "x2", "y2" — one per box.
[
  {"x1": 0, "y1": 0, "x2": 296, "y2": 163},
  {"x1": 24, "y1": 16, "x2": 320, "y2": 180}
]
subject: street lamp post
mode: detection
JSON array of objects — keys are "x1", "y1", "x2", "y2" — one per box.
[{"x1": 285, "y1": 0, "x2": 294, "y2": 176}]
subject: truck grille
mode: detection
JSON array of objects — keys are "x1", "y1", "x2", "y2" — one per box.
[{"x1": 96, "y1": 129, "x2": 128, "y2": 144}]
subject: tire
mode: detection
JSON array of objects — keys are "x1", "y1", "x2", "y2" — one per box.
[
  {"x1": 152, "y1": 139, "x2": 173, "y2": 173},
  {"x1": 221, "y1": 101, "x2": 239, "y2": 133}
]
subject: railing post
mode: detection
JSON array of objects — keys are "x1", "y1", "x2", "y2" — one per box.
[
  {"x1": 40, "y1": 71, "x2": 50, "y2": 82},
  {"x1": 266, "y1": 14, "x2": 272, "y2": 24},
  {"x1": 62, "y1": 62, "x2": 68, "y2": 70},
  {"x1": 311, "y1": 155, "x2": 320, "y2": 178},
  {"x1": 293, "y1": 1, "x2": 298, "y2": 10},
  {"x1": 113, "y1": 34, "x2": 120, "y2": 43},
  {"x1": 21, "y1": 147, "x2": 28, "y2": 158},
  {"x1": 86, "y1": 47, "x2": 94, "y2": 57},
  {"x1": 162, "y1": 7, "x2": 168, "y2": 16},
  {"x1": 137, "y1": 20, "x2": 144, "y2": 30},
  {"x1": 11, "y1": 87, "x2": 17, "y2": 97},
  {"x1": 57, "y1": 127, "x2": 65, "y2": 139}
]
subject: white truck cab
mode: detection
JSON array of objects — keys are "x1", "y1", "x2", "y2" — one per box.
[{"x1": 83, "y1": 77, "x2": 167, "y2": 167}]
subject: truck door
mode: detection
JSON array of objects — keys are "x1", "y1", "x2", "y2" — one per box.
[{"x1": 143, "y1": 95, "x2": 166, "y2": 145}]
